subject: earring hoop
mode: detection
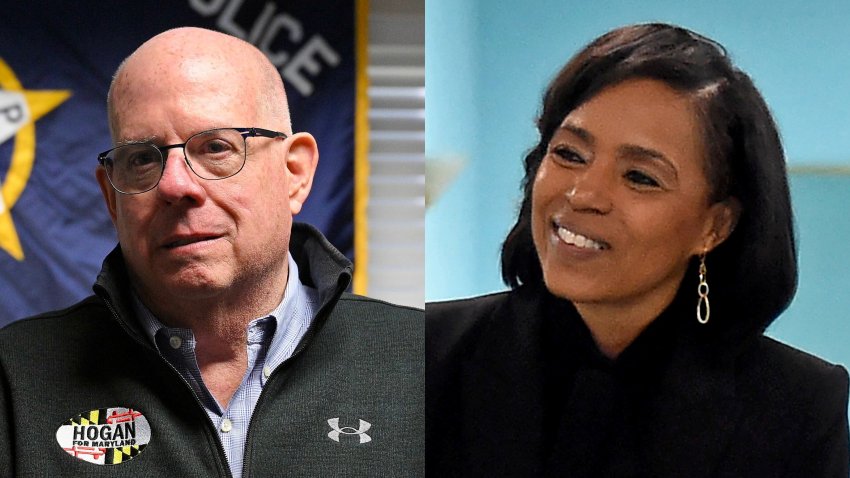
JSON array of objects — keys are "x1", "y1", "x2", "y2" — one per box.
[{"x1": 696, "y1": 253, "x2": 710, "y2": 324}]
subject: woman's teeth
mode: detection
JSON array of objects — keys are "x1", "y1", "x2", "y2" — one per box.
[{"x1": 557, "y1": 227, "x2": 605, "y2": 250}]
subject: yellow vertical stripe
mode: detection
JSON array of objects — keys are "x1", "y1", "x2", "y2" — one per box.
[{"x1": 353, "y1": 0, "x2": 370, "y2": 295}]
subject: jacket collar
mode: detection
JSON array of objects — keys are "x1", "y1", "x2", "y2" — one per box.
[
  {"x1": 92, "y1": 222, "x2": 352, "y2": 346},
  {"x1": 460, "y1": 284, "x2": 742, "y2": 477}
]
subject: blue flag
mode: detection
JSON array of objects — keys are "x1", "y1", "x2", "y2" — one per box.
[{"x1": 0, "y1": 1, "x2": 357, "y2": 324}]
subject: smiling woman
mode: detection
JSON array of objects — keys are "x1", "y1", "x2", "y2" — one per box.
[
  {"x1": 531, "y1": 79, "x2": 738, "y2": 358},
  {"x1": 426, "y1": 23, "x2": 849, "y2": 477}
]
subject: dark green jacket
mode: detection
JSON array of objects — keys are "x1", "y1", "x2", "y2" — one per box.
[{"x1": 0, "y1": 223, "x2": 424, "y2": 477}]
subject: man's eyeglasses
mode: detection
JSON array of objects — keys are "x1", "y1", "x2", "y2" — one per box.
[{"x1": 97, "y1": 127, "x2": 287, "y2": 195}]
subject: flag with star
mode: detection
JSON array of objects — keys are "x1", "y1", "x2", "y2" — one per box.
[{"x1": 0, "y1": 1, "x2": 362, "y2": 324}]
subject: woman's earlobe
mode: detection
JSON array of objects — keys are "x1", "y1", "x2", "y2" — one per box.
[
  {"x1": 720, "y1": 197, "x2": 741, "y2": 241},
  {"x1": 705, "y1": 196, "x2": 741, "y2": 251}
]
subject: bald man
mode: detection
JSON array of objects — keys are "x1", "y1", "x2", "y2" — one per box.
[{"x1": 0, "y1": 28, "x2": 423, "y2": 477}]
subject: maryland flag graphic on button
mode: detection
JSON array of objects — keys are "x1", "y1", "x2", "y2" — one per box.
[{"x1": 55, "y1": 407, "x2": 152, "y2": 465}]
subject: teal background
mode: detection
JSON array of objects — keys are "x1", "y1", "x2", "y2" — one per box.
[{"x1": 426, "y1": 0, "x2": 850, "y2": 370}]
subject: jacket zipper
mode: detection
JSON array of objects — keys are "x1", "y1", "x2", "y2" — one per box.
[
  {"x1": 239, "y1": 281, "x2": 347, "y2": 478},
  {"x1": 97, "y1": 289, "x2": 234, "y2": 478}
]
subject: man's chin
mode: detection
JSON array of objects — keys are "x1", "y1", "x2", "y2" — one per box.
[
  {"x1": 134, "y1": 264, "x2": 234, "y2": 302},
  {"x1": 162, "y1": 273, "x2": 231, "y2": 299}
]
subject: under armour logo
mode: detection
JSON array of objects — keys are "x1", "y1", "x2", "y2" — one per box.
[{"x1": 327, "y1": 418, "x2": 372, "y2": 444}]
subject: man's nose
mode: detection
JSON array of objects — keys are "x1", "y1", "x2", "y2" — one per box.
[{"x1": 155, "y1": 148, "x2": 207, "y2": 204}]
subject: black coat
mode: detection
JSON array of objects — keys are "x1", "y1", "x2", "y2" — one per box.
[{"x1": 426, "y1": 285, "x2": 849, "y2": 477}]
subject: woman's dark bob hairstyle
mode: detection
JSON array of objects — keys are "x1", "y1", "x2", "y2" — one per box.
[{"x1": 500, "y1": 23, "x2": 796, "y2": 336}]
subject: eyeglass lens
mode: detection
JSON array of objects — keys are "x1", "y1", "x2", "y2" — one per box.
[{"x1": 103, "y1": 128, "x2": 247, "y2": 193}]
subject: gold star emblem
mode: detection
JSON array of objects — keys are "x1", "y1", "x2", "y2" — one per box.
[{"x1": 0, "y1": 57, "x2": 71, "y2": 260}]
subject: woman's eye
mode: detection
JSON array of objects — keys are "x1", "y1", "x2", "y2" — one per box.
[
  {"x1": 550, "y1": 146, "x2": 586, "y2": 164},
  {"x1": 625, "y1": 170, "x2": 660, "y2": 187}
]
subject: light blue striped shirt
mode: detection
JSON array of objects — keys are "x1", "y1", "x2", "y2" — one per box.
[{"x1": 133, "y1": 253, "x2": 320, "y2": 478}]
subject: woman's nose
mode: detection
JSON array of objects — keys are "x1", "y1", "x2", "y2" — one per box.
[{"x1": 566, "y1": 166, "x2": 613, "y2": 214}]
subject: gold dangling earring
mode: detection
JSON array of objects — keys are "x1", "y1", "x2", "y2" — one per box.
[{"x1": 696, "y1": 252, "x2": 710, "y2": 324}]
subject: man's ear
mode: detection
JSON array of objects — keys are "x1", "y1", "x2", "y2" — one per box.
[
  {"x1": 96, "y1": 167, "x2": 119, "y2": 225},
  {"x1": 283, "y1": 132, "x2": 319, "y2": 215},
  {"x1": 701, "y1": 196, "x2": 741, "y2": 253}
]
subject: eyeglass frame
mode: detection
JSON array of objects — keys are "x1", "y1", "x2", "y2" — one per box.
[{"x1": 97, "y1": 127, "x2": 288, "y2": 195}]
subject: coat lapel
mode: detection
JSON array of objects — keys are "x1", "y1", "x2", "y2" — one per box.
[{"x1": 460, "y1": 287, "x2": 552, "y2": 476}]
